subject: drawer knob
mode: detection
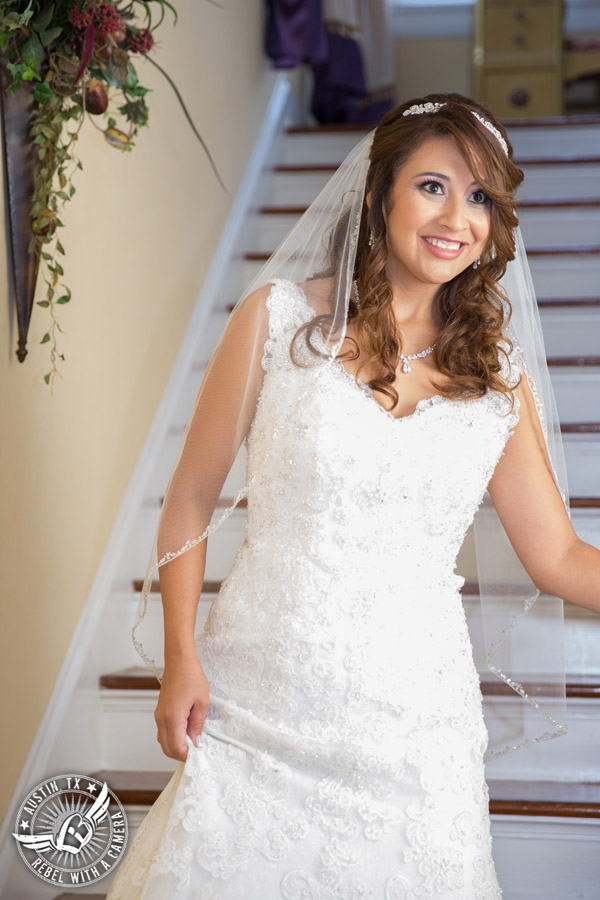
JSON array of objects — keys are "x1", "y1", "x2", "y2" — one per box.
[
  {"x1": 514, "y1": 9, "x2": 526, "y2": 20},
  {"x1": 513, "y1": 32, "x2": 525, "y2": 46},
  {"x1": 509, "y1": 86, "x2": 529, "y2": 107}
]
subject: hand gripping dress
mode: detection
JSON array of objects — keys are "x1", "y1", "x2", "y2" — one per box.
[{"x1": 108, "y1": 278, "x2": 523, "y2": 900}]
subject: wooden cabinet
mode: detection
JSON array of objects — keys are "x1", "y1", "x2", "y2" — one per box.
[{"x1": 473, "y1": 0, "x2": 565, "y2": 117}]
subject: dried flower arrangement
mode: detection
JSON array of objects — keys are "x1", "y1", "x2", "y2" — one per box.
[{"x1": 0, "y1": 0, "x2": 224, "y2": 389}]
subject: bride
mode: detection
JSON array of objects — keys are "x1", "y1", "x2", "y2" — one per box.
[{"x1": 109, "y1": 93, "x2": 600, "y2": 899}]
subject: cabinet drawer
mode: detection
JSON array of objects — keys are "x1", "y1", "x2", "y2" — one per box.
[
  {"x1": 484, "y1": 3, "x2": 560, "y2": 57},
  {"x1": 482, "y1": 68, "x2": 563, "y2": 117}
]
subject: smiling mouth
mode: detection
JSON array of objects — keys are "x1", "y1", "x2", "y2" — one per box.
[{"x1": 423, "y1": 236, "x2": 468, "y2": 250}]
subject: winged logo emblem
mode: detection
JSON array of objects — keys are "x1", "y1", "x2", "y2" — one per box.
[{"x1": 13, "y1": 781, "x2": 111, "y2": 856}]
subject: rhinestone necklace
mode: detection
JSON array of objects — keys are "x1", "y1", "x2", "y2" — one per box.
[{"x1": 352, "y1": 281, "x2": 436, "y2": 374}]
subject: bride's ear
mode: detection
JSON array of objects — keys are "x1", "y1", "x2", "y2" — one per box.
[{"x1": 366, "y1": 190, "x2": 372, "y2": 212}]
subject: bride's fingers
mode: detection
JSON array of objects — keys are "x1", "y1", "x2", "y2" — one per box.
[
  {"x1": 187, "y1": 698, "x2": 209, "y2": 746},
  {"x1": 156, "y1": 715, "x2": 189, "y2": 761},
  {"x1": 166, "y1": 720, "x2": 189, "y2": 761}
]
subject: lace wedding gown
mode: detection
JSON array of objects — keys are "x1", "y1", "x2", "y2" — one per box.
[{"x1": 108, "y1": 279, "x2": 522, "y2": 900}]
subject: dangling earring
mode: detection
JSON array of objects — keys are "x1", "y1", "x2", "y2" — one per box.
[
  {"x1": 368, "y1": 228, "x2": 374, "y2": 249},
  {"x1": 472, "y1": 255, "x2": 481, "y2": 269}
]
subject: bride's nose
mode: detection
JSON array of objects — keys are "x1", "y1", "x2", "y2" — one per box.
[{"x1": 437, "y1": 196, "x2": 469, "y2": 233}]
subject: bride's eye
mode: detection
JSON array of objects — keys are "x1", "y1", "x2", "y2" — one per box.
[
  {"x1": 419, "y1": 180, "x2": 444, "y2": 194},
  {"x1": 472, "y1": 189, "x2": 490, "y2": 205}
]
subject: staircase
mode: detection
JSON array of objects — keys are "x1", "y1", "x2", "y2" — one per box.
[{"x1": 14, "y1": 114, "x2": 600, "y2": 900}]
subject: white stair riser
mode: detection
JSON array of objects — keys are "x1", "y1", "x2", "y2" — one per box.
[
  {"x1": 243, "y1": 253, "x2": 600, "y2": 299},
  {"x1": 148, "y1": 422, "x2": 600, "y2": 500},
  {"x1": 140, "y1": 435, "x2": 600, "y2": 542},
  {"x1": 483, "y1": 696, "x2": 600, "y2": 784},
  {"x1": 509, "y1": 124, "x2": 600, "y2": 159},
  {"x1": 280, "y1": 126, "x2": 600, "y2": 167},
  {"x1": 561, "y1": 433, "x2": 600, "y2": 495},
  {"x1": 123, "y1": 570, "x2": 600, "y2": 680},
  {"x1": 143, "y1": 427, "x2": 248, "y2": 505},
  {"x1": 100, "y1": 687, "x2": 600, "y2": 783},
  {"x1": 150, "y1": 422, "x2": 599, "y2": 501},
  {"x1": 491, "y1": 816, "x2": 600, "y2": 900},
  {"x1": 527, "y1": 253, "x2": 600, "y2": 298},
  {"x1": 173, "y1": 361, "x2": 600, "y2": 432},
  {"x1": 253, "y1": 207, "x2": 600, "y2": 253},
  {"x1": 270, "y1": 164, "x2": 600, "y2": 206},
  {"x1": 115, "y1": 506, "x2": 247, "y2": 589},
  {"x1": 539, "y1": 307, "x2": 600, "y2": 357},
  {"x1": 186, "y1": 300, "x2": 600, "y2": 367},
  {"x1": 100, "y1": 689, "x2": 181, "y2": 771},
  {"x1": 516, "y1": 162, "x2": 600, "y2": 201},
  {"x1": 2, "y1": 808, "x2": 596, "y2": 900},
  {"x1": 455, "y1": 507, "x2": 600, "y2": 580},
  {"x1": 552, "y1": 369, "x2": 600, "y2": 421},
  {"x1": 109, "y1": 592, "x2": 216, "y2": 672}
]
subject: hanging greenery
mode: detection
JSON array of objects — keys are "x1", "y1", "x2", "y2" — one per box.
[{"x1": 0, "y1": 0, "x2": 225, "y2": 389}]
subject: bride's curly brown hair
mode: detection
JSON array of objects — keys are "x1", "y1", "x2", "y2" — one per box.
[{"x1": 289, "y1": 91, "x2": 525, "y2": 409}]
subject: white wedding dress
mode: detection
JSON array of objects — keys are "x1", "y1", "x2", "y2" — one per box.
[{"x1": 108, "y1": 279, "x2": 523, "y2": 899}]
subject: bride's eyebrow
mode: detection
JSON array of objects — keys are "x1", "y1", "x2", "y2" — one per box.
[
  {"x1": 415, "y1": 172, "x2": 450, "y2": 181},
  {"x1": 414, "y1": 171, "x2": 478, "y2": 187}
]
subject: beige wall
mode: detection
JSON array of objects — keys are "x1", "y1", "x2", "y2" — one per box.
[
  {"x1": 394, "y1": 35, "x2": 473, "y2": 102},
  {"x1": 0, "y1": 0, "x2": 277, "y2": 823},
  {"x1": 0, "y1": 13, "x2": 473, "y2": 824}
]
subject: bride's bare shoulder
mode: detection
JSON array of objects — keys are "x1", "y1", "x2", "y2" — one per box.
[{"x1": 296, "y1": 276, "x2": 337, "y2": 317}]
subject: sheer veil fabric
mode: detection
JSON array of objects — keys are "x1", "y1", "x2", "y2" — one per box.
[{"x1": 132, "y1": 103, "x2": 569, "y2": 763}]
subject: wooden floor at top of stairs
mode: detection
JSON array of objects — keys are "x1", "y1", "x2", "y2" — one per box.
[
  {"x1": 284, "y1": 116, "x2": 600, "y2": 134},
  {"x1": 274, "y1": 155, "x2": 600, "y2": 171}
]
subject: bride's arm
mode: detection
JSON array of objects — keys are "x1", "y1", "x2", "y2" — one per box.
[
  {"x1": 154, "y1": 283, "x2": 272, "y2": 760},
  {"x1": 487, "y1": 375, "x2": 600, "y2": 614},
  {"x1": 157, "y1": 283, "x2": 271, "y2": 656}
]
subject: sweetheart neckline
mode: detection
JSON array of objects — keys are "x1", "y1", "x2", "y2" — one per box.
[
  {"x1": 328, "y1": 356, "x2": 448, "y2": 423},
  {"x1": 279, "y1": 278, "x2": 455, "y2": 424}
]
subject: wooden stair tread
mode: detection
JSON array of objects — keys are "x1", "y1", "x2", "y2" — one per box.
[
  {"x1": 89, "y1": 766, "x2": 600, "y2": 817},
  {"x1": 91, "y1": 770, "x2": 173, "y2": 806},
  {"x1": 155, "y1": 496, "x2": 249, "y2": 512},
  {"x1": 246, "y1": 246, "x2": 600, "y2": 263},
  {"x1": 487, "y1": 780, "x2": 600, "y2": 818},
  {"x1": 132, "y1": 576, "x2": 231, "y2": 592},
  {"x1": 274, "y1": 156, "x2": 600, "y2": 172},
  {"x1": 560, "y1": 422, "x2": 600, "y2": 432},
  {"x1": 135, "y1": 526, "x2": 600, "y2": 597},
  {"x1": 260, "y1": 199, "x2": 600, "y2": 214},
  {"x1": 151, "y1": 497, "x2": 600, "y2": 521},
  {"x1": 547, "y1": 356, "x2": 600, "y2": 365},
  {"x1": 54, "y1": 895, "x2": 106, "y2": 900},
  {"x1": 227, "y1": 298, "x2": 600, "y2": 312},
  {"x1": 537, "y1": 297, "x2": 600, "y2": 307},
  {"x1": 101, "y1": 666, "x2": 600, "y2": 700},
  {"x1": 246, "y1": 247, "x2": 600, "y2": 259},
  {"x1": 100, "y1": 667, "x2": 161, "y2": 689}
]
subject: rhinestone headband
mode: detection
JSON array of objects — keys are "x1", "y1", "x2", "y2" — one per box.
[{"x1": 402, "y1": 102, "x2": 509, "y2": 157}]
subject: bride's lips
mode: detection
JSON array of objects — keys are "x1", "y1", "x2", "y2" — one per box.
[{"x1": 421, "y1": 236, "x2": 467, "y2": 259}]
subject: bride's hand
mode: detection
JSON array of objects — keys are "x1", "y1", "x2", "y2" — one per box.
[{"x1": 154, "y1": 652, "x2": 211, "y2": 762}]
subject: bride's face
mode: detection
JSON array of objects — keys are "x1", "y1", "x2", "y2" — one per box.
[{"x1": 371, "y1": 135, "x2": 492, "y2": 286}]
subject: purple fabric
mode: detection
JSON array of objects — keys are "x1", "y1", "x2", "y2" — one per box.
[
  {"x1": 312, "y1": 32, "x2": 394, "y2": 124},
  {"x1": 265, "y1": 1, "x2": 395, "y2": 124},
  {"x1": 265, "y1": 0, "x2": 329, "y2": 68},
  {"x1": 311, "y1": 31, "x2": 366, "y2": 123}
]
